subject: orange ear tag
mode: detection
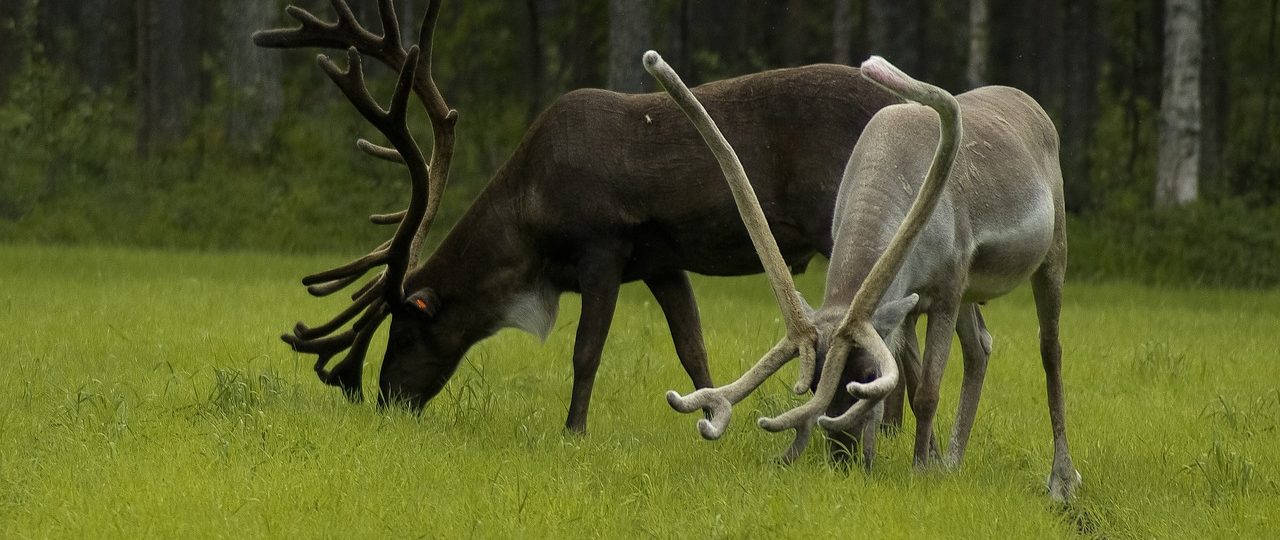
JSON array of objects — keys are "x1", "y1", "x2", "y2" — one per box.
[{"x1": 414, "y1": 298, "x2": 429, "y2": 311}]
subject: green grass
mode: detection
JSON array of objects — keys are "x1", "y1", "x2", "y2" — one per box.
[{"x1": 2, "y1": 244, "x2": 1278, "y2": 538}]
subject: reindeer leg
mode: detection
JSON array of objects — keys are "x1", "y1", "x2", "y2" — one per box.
[
  {"x1": 894, "y1": 314, "x2": 941, "y2": 458},
  {"x1": 945, "y1": 303, "x2": 992, "y2": 468},
  {"x1": 825, "y1": 383, "x2": 858, "y2": 468},
  {"x1": 644, "y1": 271, "x2": 713, "y2": 390},
  {"x1": 911, "y1": 303, "x2": 960, "y2": 470},
  {"x1": 881, "y1": 372, "x2": 906, "y2": 432},
  {"x1": 1032, "y1": 256, "x2": 1081, "y2": 502},
  {"x1": 565, "y1": 251, "x2": 624, "y2": 434},
  {"x1": 825, "y1": 387, "x2": 886, "y2": 472},
  {"x1": 882, "y1": 317, "x2": 917, "y2": 432}
]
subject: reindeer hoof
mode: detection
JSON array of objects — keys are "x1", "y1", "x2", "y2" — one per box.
[{"x1": 1047, "y1": 468, "x2": 1083, "y2": 503}]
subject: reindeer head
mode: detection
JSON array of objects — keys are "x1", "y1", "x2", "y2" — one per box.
[
  {"x1": 257, "y1": 0, "x2": 459, "y2": 404},
  {"x1": 809, "y1": 294, "x2": 918, "y2": 392}
]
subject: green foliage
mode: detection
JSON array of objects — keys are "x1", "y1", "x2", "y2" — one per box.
[
  {"x1": 1067, "y1": 202, "x2": 1280, "y2": 287},
  {"x1": 205, "y1": 367, "x2": 293, "y2": 417},
  {"x1": 0, "y1": 39, "x2": 522, "y2": 253}
]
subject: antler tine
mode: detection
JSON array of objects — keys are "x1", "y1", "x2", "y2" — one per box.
[
  {"x1": 665, "y1": 338, "x2": 798, "y2": 440},
  {"x1": 645, "y1": 51, "x2": 820, "y2": 449},
  {"x1": 751, "y1": 335, "x2": 856, "y2": 461},
  {"x1": 407, "y1": 0, "x2": 458, "y2": 269},
  {"x1": 304, "y1": 238, "x2": 390, "y2": 296},
  {"x1": 414, "y1": 0, "x2": 451, "y2": 118},
  {"x1": 282, "y1": 325, "x2": 355, "y2": 359},
  {"x1": 253, "y1": 1, "x2": 406, "y2": 69},
  {"x1": 357, "y1": 138, "x2": 406, "y2": 164},
  {"x1": 300, "y1": 240, "x2": 389, "y2": 286},
  {"x1": 377, "y1": 0, "x2": 403, "y2": 56},
  {"x1": 292, "y1": 280, "x2": 384, "y2": 339},
  {"x1": 283, "y1": 295, "x2": 383, "y2": 353},
  {"x1": 349, "y1": 272, "x2": 385, "y2": 300},
  {"x1": 306, "y1": 272, "x2": 363, "y2": 297},
  {"x1": 370, "y1": 210, "x2": 406, "y2": 224},
  {"x1": 315, "y1": 302, "x2": 387, "y2": 390},
  {"x1": 318, "y1": 48, "x2": 391, "y2": 130}
]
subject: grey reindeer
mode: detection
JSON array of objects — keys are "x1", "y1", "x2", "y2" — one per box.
[{"x1": 646, "y1": 51, "x2": 1081, "y2": 501}]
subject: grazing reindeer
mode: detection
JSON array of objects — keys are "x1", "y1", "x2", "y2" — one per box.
[
  {"x1": 255, "y1": 0, "x2": 910, "y2": 433},
  {"x1": 648, "y1": 51, "x2": 1081, "y2": 501}
]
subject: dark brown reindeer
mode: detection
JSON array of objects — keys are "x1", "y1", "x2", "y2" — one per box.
[{"x1": 256, "y1": 0, "x2": 916, "y2": 433}]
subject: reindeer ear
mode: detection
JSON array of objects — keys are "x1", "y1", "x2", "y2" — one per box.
[
  {"x1": 871, "y1": 293, "x2": 919, "y2": 338},
  {"x1": 404, "y1": 288, "x2": 440, "y2": 318}
]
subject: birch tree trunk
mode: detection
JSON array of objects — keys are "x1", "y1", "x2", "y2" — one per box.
[
  {"x1": 1155, "y1": 0, "x2": 1202, "y2": 207},
  {"x1": 966, "y1": 0, "x2": 988, "y2": 88},
  {"x1": 223, "y1": 0, "x2": 282, "y2": 151},
  {"x1": 867, "y1": 0, "x2": 920, "y2": 73},
  {"x1": 607, "y1": 0, "x2": 651, "y2": 92},
  {"x1": 833, "y1": 0, "x2": 852, "y2": 65},
  {"x1": 136, "y1": 0, "x2": 203, "y2": 156}
]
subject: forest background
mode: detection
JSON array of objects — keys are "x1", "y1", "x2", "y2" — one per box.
[{"x1": 1, "y1": 0, "x2": 1278, "y2": 287}]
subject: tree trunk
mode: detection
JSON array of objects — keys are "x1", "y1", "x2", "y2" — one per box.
[
  {"x1": 0, "y1": 1, "x2": 16, "y2": 98},
  {"x1": 223, "y1": 0, "x2": 282, "y2": 151},
  {"x1": 352, "y1": 0, "x2": 380, "y2": 32},
  {"x1": 398, "y1": 0, "x2": 420, "y2": 44},
  {"x1": 525, "y1": 0, "x2": 546, "y2": 122},
  {"x1": 136, "y1": 0, "x2": 203, "y2": 156},
  {"x1": 1258, "y1": 0, "x2": 1278, "y2": 158},
  {"x1": 1155, "y1": 0, "x2": 1202, "y2": 207},
  {"x1": 607, "y1": 0, "x2": 651, "y2": 92},
  {"x1": 77, "y1": 0, "x2": 134, "y2": 92},
  {"x1": 1061, "y1": 0, "x2": 1100, "y2": 211},
  {"x1": 780, "y1": 0, "x2": 805, "y2": 67},
  {"x1": 867, "y1": 0, "x2": 920, "y2": 74},
  {"x1": 1035, "y1": 1, "x2": 1066, "y2": 116},
  {"x1": 567, "y1": 1, "x2": 604, "y2": 89},
  {"x1": 677, "y1": 0, "x2": 692, "y2": 78},
  {"x1": 1200, "y1": 0, "x2": 1225, "y2": 195},
  {"x1": 966, "y1": 0, "x2": 989, "y2": 88},
  {"x1": 833, "y1": 0, "x2": 852, "y2": 65},
  {"x1": 35, "y1": 0, "x2": 75, "y2": 63}
]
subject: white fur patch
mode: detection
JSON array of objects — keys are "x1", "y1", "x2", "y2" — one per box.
[{"x1": 501, "y1": 288, "x2": 560, "y2": 341}]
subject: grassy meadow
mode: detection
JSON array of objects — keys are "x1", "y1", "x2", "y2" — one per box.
[{"x1": 1, "y1": 243, "x2": 1278, "y2": 538}]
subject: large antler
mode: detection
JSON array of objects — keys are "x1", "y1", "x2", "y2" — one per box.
[
  {"x1": 646, "y1": 52, "x2": 962, "y2": 460},
  {"x1": 262, "y1": 1, "x2": 457, "y2": 400},
  {"x1": 643, "y1": 51, "x2": 819, "y2": 456}
]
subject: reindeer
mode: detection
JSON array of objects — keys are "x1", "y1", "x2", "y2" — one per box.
[
  {"x1": 253, "y1": 0, "x2": 921, "y2": 433},
  {"x1": 647, "y1": 51, "x2": 1082, "y2": 501}
]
